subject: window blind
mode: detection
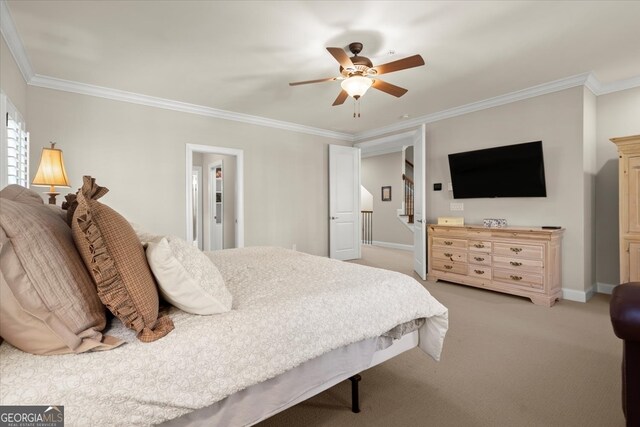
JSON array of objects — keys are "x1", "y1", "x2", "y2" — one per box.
[{"x1": 1, "y1": 93, "x2": 29, "y2": 189}]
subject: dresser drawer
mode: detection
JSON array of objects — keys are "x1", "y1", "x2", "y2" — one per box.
[
  {"x1": 493, "y1": 255, "x2": 543, "y2": 272},
  {"x1": 468, "y1": 266, "x2": 492, "y2": 279},
  {"x1": 433, "y1": 237, "x2": 467, "y2": 249},
  {"x1": 432, "y1": 259, "x2": 467, "y2": 275},
  {"x1": 493, "y1": 243, "x2": 543, "y2": 259},
  {"x1": 468, "y1": 240, "x2": 492, "y2": 253},
  {"x1": 432, "y1": 248, "x2": 467, "y2": 263},
  {"x1": 493, "y1": 268, "x2": 543, "y2": 289},
  {"x1": 469, "y1": 253, "x2": 491, "y2": 266}
]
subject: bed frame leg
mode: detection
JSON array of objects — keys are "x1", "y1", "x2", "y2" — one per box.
[{"x1": 349, "y1": 374, "x2": 361, "y2": 413}]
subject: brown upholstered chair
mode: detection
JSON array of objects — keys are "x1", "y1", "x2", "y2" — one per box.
[{"x1": 610, "y1": 282, "x2": 640, "y2": 427}]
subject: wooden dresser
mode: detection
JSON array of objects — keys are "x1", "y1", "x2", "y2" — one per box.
[
  {"x1": 427, "y1": 224, "x2": 564, "y2": 306},
  {"x1": 611, "y1": 135, "x2": 640, "y2": 283}
]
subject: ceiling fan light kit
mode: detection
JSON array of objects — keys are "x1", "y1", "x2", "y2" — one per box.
[
  {"x1": 289, "y1": 42, "x2": 426, "y2": 117},
  {"x1": 341, "y1": 75, "x2": 373, "y2": 100}
]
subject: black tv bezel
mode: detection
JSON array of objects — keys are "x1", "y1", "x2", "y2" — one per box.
[{"x1": 447, "y1": 141, "x2": 547, "y2": 199}]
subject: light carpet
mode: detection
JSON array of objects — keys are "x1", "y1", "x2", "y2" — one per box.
[{"x1": 258, "y1": 245, "x2": 623, "y2": 427}]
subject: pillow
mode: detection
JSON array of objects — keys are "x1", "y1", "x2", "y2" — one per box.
[
  {"x1": 71, "y1": 177, "x2": 174, "y2": 342},
  {"x1": 146, "y1": 236, "x2": 232, "y2": 315},
  {"x1": 0, "y1": 184, "x2": 44, "y2": 206},
  {"x1": 62, "y1": 193, "x2": 78, "y2": 226},
  {"x1": 0, "y1": 192, "x2": 123, "y2": 355}
]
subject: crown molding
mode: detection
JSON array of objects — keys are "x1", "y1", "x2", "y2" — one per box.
[
  {"x1": 28, "y1": 74, "x2": 354, "y2": 142},
  {"x1": 586, "y1": 74, "x2": 640, "y2": 96},
  {"x1": 0, "y1": 0, "x2": 33, "y2": 82},
  {"x1": 3, "y1": 0, "x2": 638, "y2": 143},
  {"x1": 353, "y1": 73, "x2": 594, "y2": 141}
]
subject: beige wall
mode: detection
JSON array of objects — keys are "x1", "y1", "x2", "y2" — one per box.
[
  {"x1": 425, "y1": 87, "x2": 591, "y2": 295},
  {"x1": 0, "y1": 36, "x2": 27, "y2": 116},
  {"x1": 595, "y1": 87, "x2": 640, "y2": 287},
  {"x1": 26, "y1": 86, "x2": 348, "y2": 256},
  {"x1": 361, "y1": 151, "x2": 413, "y2": 246}
]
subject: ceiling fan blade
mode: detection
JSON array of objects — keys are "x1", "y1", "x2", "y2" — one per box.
[
  {"x1": 372, "y1": 79, "x2": 408, "y2": 97},
  {"x1": 372, "y1": 54, "x2": 425, "y2": 75},
  {"x1": 289, "y1": 77, "x2": 338, "y2": 86},
  {"x1": 332, "y1": 90, "x2": 349, "y2": 106},
  {"x1": 326, "y1": 47, "x2": 356, "y2": 70}
]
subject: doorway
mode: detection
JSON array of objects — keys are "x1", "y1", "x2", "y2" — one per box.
[
  {"x1": 186, "y1": 144, "x2": 244, "y2": 250},
  {"x1": 354, "y1": 125, "x2": 426, "y2": 279}
]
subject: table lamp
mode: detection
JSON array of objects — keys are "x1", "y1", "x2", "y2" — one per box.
[{"x1": 32, "y1": 142, "x2": 71, "y2": 204}]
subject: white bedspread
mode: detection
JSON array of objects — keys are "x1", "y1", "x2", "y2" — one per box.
[{"x1": 0, "y1": 247, "x2": 448, "y2": 426}]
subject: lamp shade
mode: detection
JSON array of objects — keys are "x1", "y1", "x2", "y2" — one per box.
[
  {"x1": 32, "y1": 143, "x2": 70, "y2": 188},
  {"x1": 340, "y1": 76, "x2": 373, "y2": 100}
]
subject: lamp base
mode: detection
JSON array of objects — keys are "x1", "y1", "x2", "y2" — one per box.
[{"x1": 45, "y1": 192, "x2": 60, "y2": 205}]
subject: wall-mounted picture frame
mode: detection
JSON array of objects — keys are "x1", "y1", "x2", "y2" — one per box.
[{"x1": 381, "y1": 186, "x2": 392, "y2": 201}]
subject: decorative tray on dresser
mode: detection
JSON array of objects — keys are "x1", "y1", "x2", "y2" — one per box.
[{"x1": 427, "y1": 224, "x2": 564, "y2": 306}]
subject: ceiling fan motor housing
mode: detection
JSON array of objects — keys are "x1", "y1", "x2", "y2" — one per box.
[{"x1": 340, "y1": 42, "x2": 374, "y2": 76}]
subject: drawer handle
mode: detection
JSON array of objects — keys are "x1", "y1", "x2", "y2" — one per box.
[
  {"x1": 474, "y1": 269, "x2": 485, "y2": 275},
  {"x1": 510, "y1": 275, "x2": 523, "y2": 281},
  {"x1": 474, "y1": 256, "x2": 485, "y2": 262},
  {"x1": 444, "y1": 252, "x2": 453, "y2": 258},
  {"x1": 473, "y1": 243, "x2": 485, "y2": 248},
  {"x1": 444, "y1": 265, "x2": 453, "y2": 270},
  {"x1": 510, "y1": 261, "x2": 523, "y2": 266},
  {"x1": 444, "y1": 241, "x2": 453, "y2": 246},
  {"x1": 510, "y1": 247, "x2": 523, "y2": 253}
]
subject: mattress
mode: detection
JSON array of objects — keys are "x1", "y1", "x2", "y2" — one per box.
[{"x1": 0, "y1": 247, "x2": 448, "y2": 426}]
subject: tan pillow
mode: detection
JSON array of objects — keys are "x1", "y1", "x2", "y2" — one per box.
[
  {"x1": 71, "y1": 177, "x2": 174, "y2": 342},
  {"x1": 0, "y1": 184, "x2": 44, "y2": 206},
  {"x1": 0, "y1": 197, "x2": 123, "y2": 355}
]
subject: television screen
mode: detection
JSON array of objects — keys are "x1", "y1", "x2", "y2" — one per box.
[{"x1": 448, "y1": 141, "x2": 547, "y2": 198}]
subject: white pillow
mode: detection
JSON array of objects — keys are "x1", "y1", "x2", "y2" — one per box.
[{"x1": 146, "y1": 236, "x2": 232, "y2": 315}]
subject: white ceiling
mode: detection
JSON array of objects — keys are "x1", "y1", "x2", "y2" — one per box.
[{"x1": 5, "y1": 1, "x2": 640, "y2": 135}]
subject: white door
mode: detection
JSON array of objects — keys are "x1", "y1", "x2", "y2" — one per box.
[
  {"x1": 329, "y1": 145, "x2": 361, "y2": 260},
  {"x1": 413, "y1": 125, "x2": 427, "y2": 279},
  {"x1": 192, "y1": 166, "x2": 203, "y2": 249}
]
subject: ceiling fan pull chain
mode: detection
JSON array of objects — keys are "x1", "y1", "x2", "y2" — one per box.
[{"x1": 353, "y1": 101, "x2": 356, "y2": 118}]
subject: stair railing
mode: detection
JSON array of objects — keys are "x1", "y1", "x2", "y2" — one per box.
[
  {"x1": 361, "y1": 210, "x2": 373, "y2": 244},
  {"x1": 402, "y1": 174, "x2": 414, "y2": 224}
]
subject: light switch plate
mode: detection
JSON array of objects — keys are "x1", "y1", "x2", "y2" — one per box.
[{"x1": 450, "y1": 202, "x2": 464, "y2": 211}]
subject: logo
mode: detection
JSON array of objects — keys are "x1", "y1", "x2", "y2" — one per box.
[{"x1": 0, "y1": 405, "x2": 64, "y2": 427}]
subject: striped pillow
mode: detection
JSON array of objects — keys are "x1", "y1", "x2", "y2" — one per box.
[{"x1": 0, "y1": 187, "x2": 123, "y2": 354}]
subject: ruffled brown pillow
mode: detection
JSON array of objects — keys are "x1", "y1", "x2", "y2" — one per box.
[
  {"x1": 71, "y1": 176, "x2": 174, "y2": 342},
  {"x1": 62, "y1": 193, "x2": 78, "y2": 226}
]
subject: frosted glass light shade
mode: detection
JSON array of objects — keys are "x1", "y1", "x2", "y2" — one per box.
[
  {"x1": 32, "y1": 143, "x2": 70, "y2": 188},
  {"x1": 341, "y1": 76, "x2": 373, "y2": 99}
]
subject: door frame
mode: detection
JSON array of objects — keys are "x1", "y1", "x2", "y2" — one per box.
[{"x1": 185, "y1": 143, "x2": 244, "y2": 248}]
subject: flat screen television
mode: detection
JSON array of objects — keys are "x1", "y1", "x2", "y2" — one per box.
[{"x1": 448, "y1": 141, "x2": 547, "y2": 199}]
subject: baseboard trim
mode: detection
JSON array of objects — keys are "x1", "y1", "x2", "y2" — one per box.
[
  {"x1": 562, "y1": 287, "x2": 595, "y2": 303},
  {"x1": 597, "y1": 282, "x2": 617, "y2": 295},
  {"x1": 370, "y1": 241, "x2": 414, "y2": 252}
]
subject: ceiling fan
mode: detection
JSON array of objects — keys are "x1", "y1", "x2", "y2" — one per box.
[{"x1": 289, "y1": 42, "x2": 425, "y2": 107}]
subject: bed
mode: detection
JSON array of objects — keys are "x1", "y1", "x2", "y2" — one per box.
[{"x1": 0, "y1": 182, "x2": 448, "y2": 427}]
